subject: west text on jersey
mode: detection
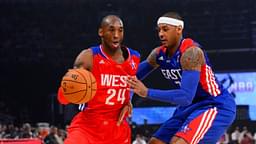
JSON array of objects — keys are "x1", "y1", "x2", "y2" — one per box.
[{"x1": 101, "y1": 74, "x2": 128, "y2": 87}]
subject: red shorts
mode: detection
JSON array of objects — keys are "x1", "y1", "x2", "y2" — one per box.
[{"x1": 64, "y1": 112, "x2": 131, "y2": 144}]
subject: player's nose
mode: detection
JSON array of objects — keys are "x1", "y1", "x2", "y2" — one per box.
[
  {"x1": 113, "y1": 30, "x2": 120, "y2": 38},
  {"x1": 159, "y1": 34, "x2": 164, "y2": 40},
  {"x1": 158, "y1": 31, "x2": 164, "y2": 39}
]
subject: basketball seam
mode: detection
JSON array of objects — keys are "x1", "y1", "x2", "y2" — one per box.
[
  {"x1": 74, "y1": 92, "x2": 87, "y2": 104},
  {"x1": 64, "y1": 90, "x2": 86, "y2": 95},
  {"x1": 62, "y1": 79, "x2": 87, "y2": 84},
  {"x1": 74, "y1": 69, "x2": 89, "y2": 103},
  {"x1": 88, "y1": 72, "x2": 93, "y2": 100}
]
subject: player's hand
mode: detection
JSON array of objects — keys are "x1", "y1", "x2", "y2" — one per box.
[
  {"x1": 127, "y1": 77, "x2": 148, "y2": 97},
  {"x1": 57, "y1": 87, "x2": 69, "y2": 105},
  {"x1": 117, "y1": 102, "x2": 132, "y2": 126}
]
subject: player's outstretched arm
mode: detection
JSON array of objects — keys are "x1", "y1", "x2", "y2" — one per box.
[
  {"x1": 128, "y1": 47, "x2": 205, "y2": 106},
  {"x1": 136, "y1": 48, "x2": 159, "y2": 80}
]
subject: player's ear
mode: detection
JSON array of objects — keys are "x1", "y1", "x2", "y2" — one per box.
[
  {"x1": 176, "y1": 26, "x2": 183, "y2": 35},
  {"x1": 98, "y1": 28, "x2": 103, "y2": 37}
]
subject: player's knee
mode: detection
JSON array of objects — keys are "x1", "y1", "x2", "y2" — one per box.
[
  {"x1": 170, "y1": 136, "x2": 188, "y2": 144},
  {"x1": 149, "y1": 137, "x2": 166, "y2": 144}
]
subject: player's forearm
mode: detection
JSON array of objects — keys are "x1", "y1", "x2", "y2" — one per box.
[
  {"x1": 147, "y1": 70, "x2": 200, "y2": 106},
  {"x1": 136, "y1": 60, "x2": 156, "y2": 80}
]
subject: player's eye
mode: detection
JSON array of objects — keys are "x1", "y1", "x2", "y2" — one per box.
[
  {"x1": 108, "y1": 26, "x2": 115, "y2": 32},
  {"x1": 163, "y1": 27, "x2": 169, "y2": 32},
  {"x1": 119, "y1": 28, "x2": 123, "y2": 32},
  {"x1": 109, "y1": 28, "x2": 115, "y2": 32}
]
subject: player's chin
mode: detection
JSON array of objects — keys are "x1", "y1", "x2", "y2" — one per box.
[
  {"x1": 111, "y1": 42, "x2": 121, "y2": 49},
  {"x1": 160, "y1": 41, "x2": 168, "y2": 47},
  {"x1": 161, "y1": 43, "x2": 168, "y2": 47}
]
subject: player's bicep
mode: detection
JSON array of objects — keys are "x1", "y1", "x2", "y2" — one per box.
[
  {"x1": 180, "y1": 47, "x2": 205, "y2": 71},
  {"x1": 73, "y1": 49, "x2": 93, "y2": 70},
  {"x1": 146, "y1": 48, "x2": 159, "y2": 68}
]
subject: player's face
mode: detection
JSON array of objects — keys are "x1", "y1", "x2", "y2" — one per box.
[
  {"x1": 157, "y1": 23, "x2": 181, "y2": 48},
  {"x1": 99, "y1": 20, "x2": 124, "y2": 50}
]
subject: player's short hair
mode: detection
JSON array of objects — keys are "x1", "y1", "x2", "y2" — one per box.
[
  {"x1": 100, "y1": 15, "x2": 122, "y2": 28},
  {"x1": 162, "y1": 12, "x2": 183, "y2": 21}
]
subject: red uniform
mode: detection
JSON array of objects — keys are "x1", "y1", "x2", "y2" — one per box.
[{"x1": 63, "y1": 45, "x2": 140, "y2": 144}]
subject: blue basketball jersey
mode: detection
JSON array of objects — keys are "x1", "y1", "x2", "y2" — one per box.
[{"x1": 155, "y1": 38, "x2": 235, "y2": 112}]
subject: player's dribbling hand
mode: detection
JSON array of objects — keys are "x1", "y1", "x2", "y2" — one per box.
[
  {"x1": 117, "y1": 101, "x2": 132, "y2": 126},
  {"x1": 127, "y1": 77, "x2": 148, "y2": 97},
  {"x1": 57, "y1": 87, "x2": 69, "y2": 105}
]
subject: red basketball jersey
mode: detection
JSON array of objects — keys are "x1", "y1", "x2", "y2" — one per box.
[{"x1": 83, "y1": 45, "x2": 140, "y2": 120}]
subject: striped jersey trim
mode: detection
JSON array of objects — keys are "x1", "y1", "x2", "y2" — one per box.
[
  {"x1": 78, "y1": 103, "x2": 86, "y2": 111},
  {"x1": 191, "y1": 107, "x2": 218, "y2": 144},
  {"x1": 200, "y1": 65, "x2": 221, "y2": 96}
]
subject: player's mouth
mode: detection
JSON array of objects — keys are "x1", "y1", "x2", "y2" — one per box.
[
  {"x1": 161, "y1": 40, "x2": 168, "y2": 46},
  {"x1": 112, "y1": 41, "x2": 120, "y2": 48}
]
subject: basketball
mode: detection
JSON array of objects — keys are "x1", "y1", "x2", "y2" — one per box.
[{"x1": 61, "y1": 68, "x2": 97, "y2": 104}]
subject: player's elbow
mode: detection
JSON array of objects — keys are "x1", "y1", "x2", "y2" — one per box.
[
  {"x1": 180, "y1": 98, "x2": 192, "y2": 106},
  {"x1": 178, "y1": 91, "x2": 193, "y2": 106},
  {"x1": 179, "y1": 99, "x2": 192, "y2": 106}
]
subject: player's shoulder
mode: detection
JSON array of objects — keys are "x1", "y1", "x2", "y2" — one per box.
[
  {"x1": 153, "y1": 46, "x2": 166, "y2": 55},
  {"x1": 74, "y1": 48, "x2": 93, "y2": 69},
  {"x1": 180, "y1": 38, "x2": 202, "y2": 54},
  {"x1": 146, "y1": 46, "x2": 164, "y2": 63},
  {"x1": 77, "y1": 48, "x2": 93, "y2": 59},
  {"x1": 88, "y1": 45, "x2": 101, "y2": 55},
  {"x1": 125, "y1": 46, "x2": 140, "y2": 58}
]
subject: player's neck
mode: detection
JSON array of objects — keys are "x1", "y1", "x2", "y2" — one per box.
[
  {"x1": 101, "y1": 44, "x2": 125, "y2": 63},
  {"x1": 166, "y1": 43, "x2": 179, "y2": 57},
  {"x1": 166, "y1": 37, "x2": 182, "y2": 57},
  {"x1": 101, "y1": 44, "x2": 122, "y2": 55}
]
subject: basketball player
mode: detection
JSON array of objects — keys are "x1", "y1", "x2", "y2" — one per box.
[
  {"x1": 127, "y1": 12, "x2": 236, "y2": 144},
  {"x1": 58, "y1": 15, "x2": 140, "y2": 143}
]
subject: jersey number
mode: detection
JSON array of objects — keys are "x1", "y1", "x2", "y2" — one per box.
[{"x1": 105, "y1": 89, "x2": 126, "y2": 105}]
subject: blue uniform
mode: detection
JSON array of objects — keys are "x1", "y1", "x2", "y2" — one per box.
[{"x1": 151, "y1": 38, "x2": 236, "y2": 144}]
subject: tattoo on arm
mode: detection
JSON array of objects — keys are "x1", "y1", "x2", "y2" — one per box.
[
  {"x1": 147, "y1": 48, "x2": 160, "y2": 68},
  {"x1": 180, "y1": 47, "x2": 205, "y2": 71}
]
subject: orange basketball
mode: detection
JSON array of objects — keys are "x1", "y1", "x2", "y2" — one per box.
[{"x1": 61, "y1": 68, "x2": 97, "y2": 104}]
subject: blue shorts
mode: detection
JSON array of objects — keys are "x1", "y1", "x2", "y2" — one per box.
[{"x1": 153, "y1": 105, "x2": 236, "y2": 144}]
